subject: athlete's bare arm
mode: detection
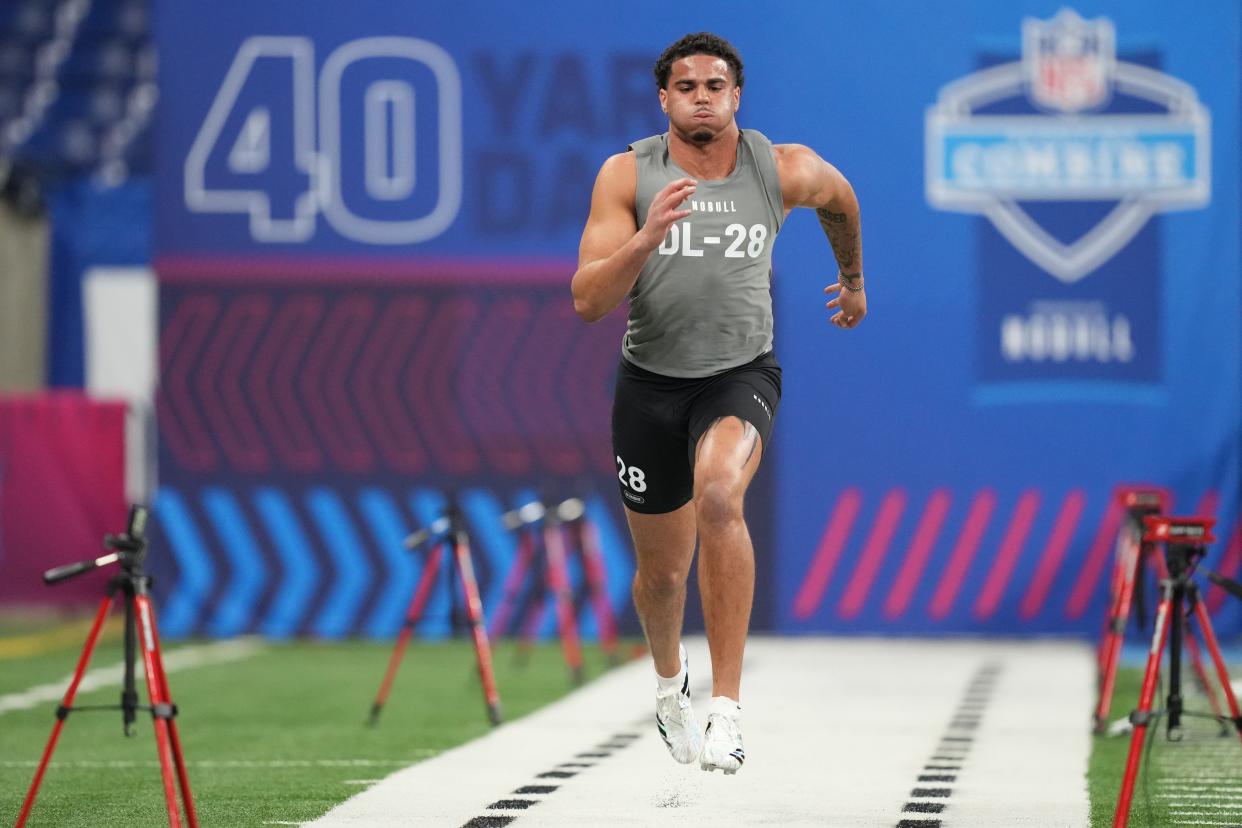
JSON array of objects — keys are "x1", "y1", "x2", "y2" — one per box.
[
  {"x1": 572, "y1": 152, "x2": 698, "y2": 323},
  {"x1": 775, "y1": 144, "x2": 866, "y2": 329}
]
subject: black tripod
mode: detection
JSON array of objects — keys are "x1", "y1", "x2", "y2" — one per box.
[{"x1": 17, "y1": 505, "x2": 198, "y2": 828}]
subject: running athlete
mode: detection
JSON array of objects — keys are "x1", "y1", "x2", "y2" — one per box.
[{"x1": 571, "y1": 32, "x2": 866, "y2": 774}]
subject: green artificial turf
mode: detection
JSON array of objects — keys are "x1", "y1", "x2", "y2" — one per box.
[
  {"x1": 8, "y1": 620, "x2": 1242, "y2": 828},
  {"x1": 1089, "y1": 665, "x2": 1242, "y2": 827},
  {"x1": 1, "y1": 629, "x2": 626, "y2": 827}
]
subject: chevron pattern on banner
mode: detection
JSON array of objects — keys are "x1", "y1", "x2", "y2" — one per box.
[
  {"x1": 788, "y1": 485, "x2": 1241, "y2": 631},
  {"x1": 153, "y1": 276, "x2": 637, "y2": 639},
  {"x1": 157, "y1": 285, "x2": 625, "y2": 478},
  {"x1": 149, "y1": 485, "x2": 634, "y2": 639}
]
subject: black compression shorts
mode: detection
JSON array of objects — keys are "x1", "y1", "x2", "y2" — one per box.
[{"x1": 610, "y1": 350, "x2": 781, "y2": 514}]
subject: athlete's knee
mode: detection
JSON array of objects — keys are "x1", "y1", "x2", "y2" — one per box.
[
  {"x1": 635, "y1": 566, "x2": 686, "y2": 598},
  {"x1": 694, "y1": 477, "x2": 743, "y2": 531}
]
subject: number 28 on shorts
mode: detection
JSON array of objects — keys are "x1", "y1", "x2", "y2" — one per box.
[{"x1": 616, "y1": 456, "x2": 648, "y2": 493}]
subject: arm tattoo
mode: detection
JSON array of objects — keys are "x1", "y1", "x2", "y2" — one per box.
[{"x1": 816, "y1": 207, "x2": 861, "y2": 275}]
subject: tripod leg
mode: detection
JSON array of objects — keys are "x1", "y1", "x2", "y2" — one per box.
[
  {"x1": 139, "y1": 593, "x2": 200, "y2": 828},
  {"x1": 516, "y1": 593, "x2": 546, "y2": 664},
  {"x1": 1183, "y1": 623, "x2": 1229, "y2": 735},
  {"x1": 1113, "y1": 586, "x2": 1173, "y2": 828},
  {"x1": 1191, "y1": 598, "x2": 1242, "y2": 745},
  {"x1": 543, "y1": 521, "x2": 584, "y2": 685},
  {"x1": 1096, "y1": 526, "x2": 1141, "y2": 732},
  {"x1": 515, "y1": 532, "x2": 548, "y2": 664},
  {"x1": 576, "y1": 517, "x2": 619, "y2": 664},
  {"x1": 488, "y1": 530, "x2": 535, "y2": 639},
  {"x1": 132, "y1": 594, "x2": 186, "y2": 828},
  {"x1": 452, "y1": 534, "x2": 503, "y2": 725},
  {"x1": 1099, "y1": 526, "x2": 1132, "y2": 674},
  {"x1": 369, "y1": 541, "x2": 444, "y2": 726},
  {"x1": 16, "y1": 595, "x2": 116, "y2": 828}
]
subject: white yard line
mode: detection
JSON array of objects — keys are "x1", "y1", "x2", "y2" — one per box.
[
  {"x1": 305, "y1": 637, "x2": 1093, "y2": 827},
  {"x1": 0, "y1": 638, "x2": 264, "y2": 715}
]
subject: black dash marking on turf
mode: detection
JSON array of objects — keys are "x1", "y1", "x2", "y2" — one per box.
[
  {"x1": 464, "y1": 723, "x2": 645, "y2": 827},
  {"x1": 894, "y1": 661, "x2": 1002, "y2": 827},
  {"x1": 488, "y1": 799, "x2": 538, "y2": 810}
]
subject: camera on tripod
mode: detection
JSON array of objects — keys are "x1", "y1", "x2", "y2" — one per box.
[
  {"x1": 42, "y1": 504, "x2": 150, "y2": 585},
  {"x1": 17, "y1": 503, "x2": 200, "y2": 828},
  {"x1": 108, "y1": 503, "x2": 149, "y2": 558}
]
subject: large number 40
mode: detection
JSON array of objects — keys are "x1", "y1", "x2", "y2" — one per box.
[{"x1": 184, "y1": 36, "x2": 461, "y2": 244}]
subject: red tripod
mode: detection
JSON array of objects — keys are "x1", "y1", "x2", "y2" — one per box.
[
  {"x1": 17, "y1": 505, "x2": 198, "y2": 828},
  {"x1": 368, "y1": 502, "x2": 502, "y2": 727},
  {"x1": 1096, "y1": 489, "x2": 1228, "y2": 734},
  {"x1": 1112, "y1": 515, "x2": 1242, "y2": 828},
  {"x1": 490, "y1": 498, "x2": 619, "y2": 684}
]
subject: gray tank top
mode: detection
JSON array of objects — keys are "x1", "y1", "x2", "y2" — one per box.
[{"x1": 624, "y1": 129, "x2": 784, "y2": 378}]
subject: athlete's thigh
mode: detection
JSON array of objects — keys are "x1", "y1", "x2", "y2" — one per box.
[
  {"x1": 624, "y1": 500, "x2": 697, "y2": 576},
  {"x1": 692, "y1": 416, "x2": 763, "y2": 502},
  {"x1": 611, "y1": 362, "x2": 694, "y2": 514},
  {"x1": 687, "y1": 354, "x2": 782, "y2": 479}
]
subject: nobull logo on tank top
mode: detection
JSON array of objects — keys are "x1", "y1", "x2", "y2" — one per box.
[
  {"x1": 689, "y1": 201, "x2": 739, "y2": 213},
  {"x1": 923, "y1": 8, "x2": 1210, "y2": 393}
]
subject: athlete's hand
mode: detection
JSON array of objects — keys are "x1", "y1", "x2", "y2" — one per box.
[
  {"x1": 640, "y1": 177, "x2": 697, "y2": 248},
  {"x1": 824, "y1": 280, "x2": 866, "y2": 329}
]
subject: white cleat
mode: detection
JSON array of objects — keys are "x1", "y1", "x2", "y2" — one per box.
[
  {"x1": 700, "y1": 710, "x2": 744, "y2": 774},
  {"x1": 654, "y1": 645, "x2": 703, "y2": 764}
]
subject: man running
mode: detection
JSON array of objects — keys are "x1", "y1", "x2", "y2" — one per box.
[{"x1": 571, "y1": 31, "x2": 866, "y2": 774}]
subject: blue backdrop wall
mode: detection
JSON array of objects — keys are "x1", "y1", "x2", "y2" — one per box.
[{"x1": 150, "y1": 0, "x2": 1241, "y2": 638}]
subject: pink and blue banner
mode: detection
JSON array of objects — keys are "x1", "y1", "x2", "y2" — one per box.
[{"x1": 151, "y1": 0, "x2": 1240, "y2": 637}]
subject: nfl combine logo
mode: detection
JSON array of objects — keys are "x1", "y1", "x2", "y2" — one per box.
[
  {"x1": 926, "y1": 8, "x2": 1210, "y2": 284},
  {"x1": 1025, "y1": 9, "x2": 1114, "y2": 113},
  {"x1": 924, "y1": 8, "x2": 1211, "y2": 387}
]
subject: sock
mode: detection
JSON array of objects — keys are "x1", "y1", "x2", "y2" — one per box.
[
  {"x1": 655, "y1": 646, "x2": 687, "y2": 696},
  {"x1": 710, "y1": 696, "x2": 741, "y2": 719}
]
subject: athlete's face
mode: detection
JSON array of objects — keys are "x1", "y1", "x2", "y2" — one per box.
[{"x1": 659, "y1": 54, "x2": 740, "y2": 144}]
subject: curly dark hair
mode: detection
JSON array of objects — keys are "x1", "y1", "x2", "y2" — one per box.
[{"x1": 653, "y1": 32, "x2": 744, "y2": 90}]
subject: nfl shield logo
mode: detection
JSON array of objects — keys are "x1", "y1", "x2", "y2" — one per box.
[{"x1": 1023, "y1": 9, "x2": 1115, "y2": 112}]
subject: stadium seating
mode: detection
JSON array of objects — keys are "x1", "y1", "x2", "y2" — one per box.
[{"x1": 0, "y1": 0, "x2": 154, "y2": 185}]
